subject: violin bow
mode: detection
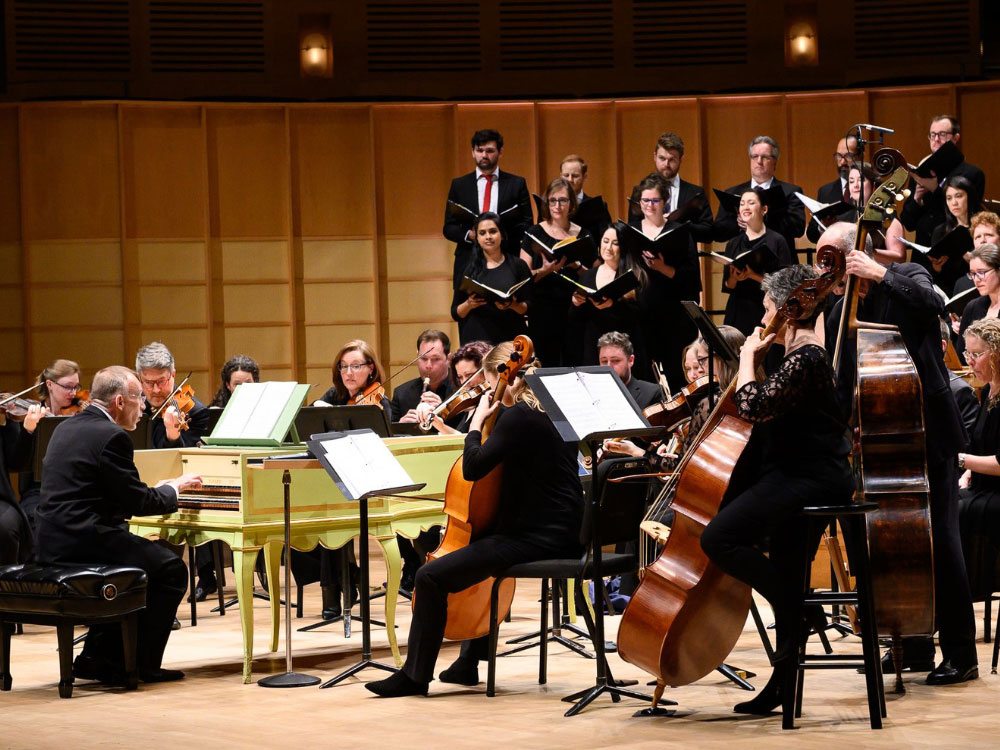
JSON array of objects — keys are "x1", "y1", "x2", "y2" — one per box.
[{"x1": 0, "y1": 384, "x2": 38, "y2": 408}]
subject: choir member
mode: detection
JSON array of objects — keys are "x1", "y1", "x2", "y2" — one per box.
[
  {"x1": 366, "y1": 341, "x2": 583, "y2": 697},
  {"x1": 559, "y1": 154, "x2": 611, "y2": 240},
  {"x1": 917, "y1": 175, "x2": 981, "y2": 294},
  {"x1": 806, "y1": 135, "x2": 861, "y2": 244},
  {"x1": 136, "y1": 341, "x2": 211, "y2": 449},
  {"x1": 720, "y1": 190, "x2": 792, "y2": 336},
  {"x1": 209, "y1": 354, "x2": 260, "y2": 408},
  {"x1": 390, "y1": 330, "x2": 453, "y2": 424},
  {"x1": 443, "y1": 129, "x2": 532, "y2": 288},
  {"x1": 451, "y1": 212, "x2": 531, "y2": 346},
  {"x1": 520, "y1": 177, "x2": 595, "y2": 367},
  {"x1": 956, "y1": 244, "x2": 1000, "y2": 362},
  {"x1": 651, "y1": 132, "x2": 714, "y2": 242}
]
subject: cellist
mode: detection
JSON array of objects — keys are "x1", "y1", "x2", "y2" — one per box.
[
  {"x1": 824, "y1": 220, "x2": 978, "y2": 685},
  {"x1": 700, "y1": 264, "x2": 854, "y2": 715},
  {"x1": 366, "y1": 341, "x2": 583, "y2": 697}
]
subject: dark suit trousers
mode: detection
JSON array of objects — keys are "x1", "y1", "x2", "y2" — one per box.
[
  {"x1": 402, "y1": 533, "x2": 567, "y2": 683},
  {"x1": 0, "y1": 504, "x2": 31, "y2": 565},
  {"x1": 79, "y1": 528, "x2": 188, "y2": 672}
]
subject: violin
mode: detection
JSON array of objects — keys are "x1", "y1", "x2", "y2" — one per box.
[
  {"x1": 152, "y1": 375, "x2": 197, "y2": 431},
  {"x1": 58, "y1": 389, "x2": 90, "y2": 416},
  {"x1": 347, "y1": 380, "x2": 386, "y2": 408},
  {"x1": 419, "y1": 369, "x2": 490, "y2": 431},
  {"x1": 0, "y1": 385, "x2": 43, "y2": 421},
  {"x1": 642, "y1": 375, "x2": 713, "y2": 432}
]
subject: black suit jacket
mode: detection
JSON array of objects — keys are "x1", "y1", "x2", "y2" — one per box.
[
  {"x1": 900, "y1": 159, "x2": 986, "y2": 245},
  {"x1": 826, "y1": 263, "x2": 966, "y2": 464},
  {"x1": 713, "y1": 178, "x2": 806, "y2": 253},
  {"x1": 389, "y1": 376, "x2": 454, "y2": 423},
  {"x1": 676, "y1": 178, "x2": 715, "y2": 244},
  {"x1": 627, "y1": 376, "x2": 661, "y2": 410},
  {"x1": 806, "y1": 178, "x2": 848, "y2": 243},
  {"x1": 34, "y1": 406, "x2": 177, "y2": 563},
  {"x1": 144, "y1": 396, "x2": 211, "y2": 449},
  {"x1": 1, "y1": 419, "x2": 34, "y2": 561},
  {"x1": 443, "y1": 170, "x2": 533, "y2": 262}
]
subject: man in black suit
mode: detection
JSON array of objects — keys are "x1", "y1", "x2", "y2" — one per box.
[
  {"x1": 598, "y1": 331, "x2": 661, "y2": 409},
  {"x1": 900, "y1": 115, "x2": 987, "y2": 246},
  {"x1": 390, "y1": 329, "x2": 454, "y2": 424},
  {"x1": 443, "y1": 129, "x2": 533, "y2": 288},
  {"x1": 807, "y1": 135, "x2": 860, "y2": 243},
  {"x1": 33, "y1": 366, "x2": 202, "y2": 684},
  {"x1": 714, "y1": 135, "x2": 806, "y2": 255},
  {"x1": 653, "y1": 132, "x2": 714, "y2": 243},
  {"x1": 560, "y1": 154, "x2": 611, "y2": 240},
  {"x1": 823, "y1": 222, "x2": 978, "y2": 686}
]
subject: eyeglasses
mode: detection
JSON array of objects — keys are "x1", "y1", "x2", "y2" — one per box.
[
  {"x1": 640, "y1": 198, "x2": 662, "y2": 206},
  {"x1": 696, "y1": 356, "x2": 710, "y2": 366},
  {"x1": 123, "y1": 392, "x2": 146, "y2": 404},
  {"x1": 338, "y1": 362, "x2": 372, "y2": 373},
  {"x1": 139, "y1": 375, "x2": 172, "y2": 389},
  {"x1": 928, "y1": 130, "x2": 954, "y2": 141},
  {"x1": 968, "y1": 269, "x2": 996, "y2": 281},
  {"x1": 833, "y1": 152, "x2": 855, "y2": 162},
  {"x1": 548, "y1": 197, "x2": 570, "y2": 206},
  {"x1": 966, "y1": 350, "x2": 989, "y2": 362},
  {"x1": 51, "y1": 381, "x2": 80, "y2": 393}
]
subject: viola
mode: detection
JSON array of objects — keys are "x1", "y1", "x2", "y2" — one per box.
[
  {"x1": 642, "y1": 375, "x2": 713, "y2": 432},
  {"x1": 347, "y1": 380, "x2": 386, "y2": 409},
  {"x1": 420, "y1": 335, "x2": 534, "y2": 640}
]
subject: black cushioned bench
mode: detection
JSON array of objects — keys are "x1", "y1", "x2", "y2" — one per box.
[{"x1": 0, "y1": 563, "x2": 147, "y2": 698}]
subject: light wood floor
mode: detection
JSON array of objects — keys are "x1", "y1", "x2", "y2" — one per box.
[{"x1": 4, "y1": 554, "x2": 999, "y2": 749}]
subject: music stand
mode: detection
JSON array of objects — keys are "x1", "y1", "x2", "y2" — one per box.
[
  {"x1": 681, "y1": 301, "x2": 739, "y2": 410},
  {"x1": 287, "y1": 405, "x2": 391, "y2": 443},
  {"x1": 303, "y1": 429, "x2": 425, "y2": 689},
  {"x1": 524, "y1": 366, "x2": 669, "y2": 716}
]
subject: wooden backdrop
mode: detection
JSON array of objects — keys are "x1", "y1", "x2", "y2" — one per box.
[{"x1": 3, "y1": 81, "x2": 999, "y2": 399}]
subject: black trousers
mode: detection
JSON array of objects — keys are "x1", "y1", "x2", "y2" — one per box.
[
  {"x1": 76, "y1": 529, "x2": 187, "y2": 673},
  {"x1": 402, "y1": 533, "x2": 573, "y2": 684},
  {"x1": 701, "y1": 469, "x2": 852, "y2": 652},
  {"x1": 0, "y1": 503, "x2": 31, "y2": 565}
]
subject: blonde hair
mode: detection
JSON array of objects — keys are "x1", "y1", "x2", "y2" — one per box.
[
  {"x1": 483, "y1": 341, "x2": 542, "y2": 411},
  {"x1": 965, "y1": 317, "x2": 1000, "y2": 408},
  {"x1": 37, "y1": 359, "x2": 80, "y2": 404}
]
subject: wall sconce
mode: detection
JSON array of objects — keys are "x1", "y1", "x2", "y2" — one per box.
[
  {"x1": 785, "y1": 19, "x2": 819, "y2": 67},
  {"x1": 299, "y1": 17, "x2": 332, "y2": 78}
]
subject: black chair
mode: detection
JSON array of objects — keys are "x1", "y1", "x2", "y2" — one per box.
[
  {"x1": 783, "y1": 503, "x2": 885, "y2": 730},
  {"x1": 486, "y1": 456, "x2": 660, "y2": 716}
]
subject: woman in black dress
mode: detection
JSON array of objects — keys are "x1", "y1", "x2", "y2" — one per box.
[
  {"x1": 700, "y1": 265, "x2": 854, "y2": 715},
  {"x1": 919, "y1": 175, "x2": 981, "y2": 294},
  {"x1": 452, "y1": 212, "x2": 531, "y2": 347},
  {"x1": 366, "y1": 340, "x2": 583, "y2": 697},
  {"x1": 630, "y1": 173, "x2": 701, "y2": 388},
  {"x1": 569, "y1": 222, "x2": 647, "y2": 370},
  {"x1": 956, "y1": 244, "x2": 1000, "y2": 364},
  {"x1": 721, "y1": 190, "x2": 791, "y2": 336},
  {"x1": 519, "y1": 177, "x2": 595, "y2": 367},
  {"x1": 957, "y1": 318, "x2": 1000, "y2": 602},
  {"x1": 209, "y1": 354, "x2": 259, "y2": 408}
]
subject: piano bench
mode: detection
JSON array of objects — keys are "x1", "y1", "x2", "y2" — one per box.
[{"x1": 0, "y1": 563, "x2": 147, "y2": 698}]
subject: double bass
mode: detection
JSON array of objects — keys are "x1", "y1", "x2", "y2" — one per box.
[{"x1": 420, "y1": 336, "x2": 534, "y2": 640}]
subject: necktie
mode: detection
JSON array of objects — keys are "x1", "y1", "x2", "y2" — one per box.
[
  {"x1": 482, "y1": 173, "x2": 493, "y2": 214},
  {"x1": 664, "y1": 182, "x2": 672, "y2": 213},
  {"x1": 843, "y1": 184, "x2": 851, "y2": 204}
]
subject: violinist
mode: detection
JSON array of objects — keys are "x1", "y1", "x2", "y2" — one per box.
[
  {"x1": 700, "y1": 265, "x2": 854, "y2": 715},
  {"x1": 314, "y1": 339, "x2": 391, "y2": 414},
  {"x1": 16, "y1": 359, "x2": 87, "y2": 527},
  {"x1": 416, "y1": 340, "x2": 492, "y2": 435},
  {"x1": 136, "y1": 342, "x2": 210, "y2": 449},
  {"x1": 209, "y1": 354, "x2": 260, "y2": 408},
  {"x1": 0, "y1": 399, "x2": 43, "y2": 563},
  {"x1": 824, "y1": 220, "x2": 978, "y2": 685},
  {"x1": 366, "y1": 341, "x2": 583, "y2": 697},
  {"x1": 390, "y1": 330, "x2": 453, "y2": 424}
]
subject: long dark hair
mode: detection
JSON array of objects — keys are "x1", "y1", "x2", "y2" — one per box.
[
  {"x1": 465, "y1": 211, "x2": 509, "y2": 280},
  {"x1": 944, "y1": 174, "x2": 981, "y2": 229},
  {"x1": 210, "y1": 354, "x2": 260, "y2": 408},
  {"x1": 602, "y1": 221, "x2": 647, "y2": 289}
]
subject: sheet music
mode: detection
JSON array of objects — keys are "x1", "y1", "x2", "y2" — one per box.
[
  {"x1": 540, "y1": 371, "x2": 645, "y2": 438},
  {"x1": 320, "y1": 431, "x2": 415, "y2": 499},
  {"x1": 213, "y1": 382, "x2": 297, "y2": 440}
]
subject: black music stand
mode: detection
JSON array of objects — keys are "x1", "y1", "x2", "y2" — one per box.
[
  {"x1": 303, "y1": 430, "x2": 425, "y2": 689},
  {"x1": 258, "y1": 467, "x2": 320, "y2": 688},
  {"x1": 525, "y1": 367, "x2": 668, "y2": 715}
]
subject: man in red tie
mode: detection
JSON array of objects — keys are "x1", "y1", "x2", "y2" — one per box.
[{"x1": 443, "y1": 128, "x2": 533, "y2": 288}]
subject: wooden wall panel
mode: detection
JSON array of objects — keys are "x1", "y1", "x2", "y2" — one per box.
[
  {"x1": 289, "y1": 107, "x2": 374, "y2": 238},
  {"x1": 31, "y1": 288, "x2": 124, "y2": 328},
  {"x1": 206, "y1": 108, "x2": 289, "y2": 239},
  {"x1": 0, "y1": 109, "x2": 20, "y2": 242},
  {"x1": 137, "y1": 241, "x2": 206, "y2": 281},
  {"x1": 385, "y1": 238, "x2": 452, "y2": 280},
  {"x1": 223, "y1": 284, "x2": 291, "y2": 323},
  {"x1": 303, "y1": 282, "x2": 375, "y2": 324},
  {"x1": 615, "y1": 98, "x2": 702, "y2": 218},
  {"x1": 220, "y1": 241, "x2": 288, "y2": 281},
  {"x1": 19, "y1": 105, "x2": 120, "y2": 240},
  {"x1": 224, "y1": 326, "x2": 290, "y2": 366},
  {"x1": 869, "y1": 86, "x2": 953, "y2": 172},
  {"x1": 0, "y1": 331, "x2": 26, "y2": 385},
  {"x1": 139, "y1": 286, "x2": 206, "y2": 326},
  {"x1": 28, "y1": 241, "x2": 122, "y2": 284},
  {"x1": 31, "y1": 331, "x2": 125, "y2": 375},
  {"x1": 536, "y1": 101, "x2": 616, "y2": 201},
  {"x1": 956, "y1": 84, "x2": 1000, "y2": 195},
  {"x1": 305, "y1": 324, "x2": 378, "y2": 368},
  {"x1": 785, "y1": 91, "x2": 869, "y2": 197},
  {"x1": 120, "y1": 105, "x2": 206, "y2": 239},
  {"x1": 453, "y1": 103, "x2": 538, "y2": 193},
  {"x1": 302, "y1": 239, "x2": 374, "y2": 280}
]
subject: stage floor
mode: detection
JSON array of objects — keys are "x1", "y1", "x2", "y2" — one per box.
[{"x1": 3, "y1": 555, "x2": 999, "y2": 748}]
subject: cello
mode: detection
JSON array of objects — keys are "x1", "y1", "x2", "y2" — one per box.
[
  {"x1": 617, "y1": 174, "x2": 912, "y2": 707},
  {"x1": 420, "y1": 336, "x2": 534, "y2": 640},
  {"x1": 832, "y1": 150, "x2": 934, "y2": 695}
]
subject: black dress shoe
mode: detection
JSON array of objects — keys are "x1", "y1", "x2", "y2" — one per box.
[
  {"x1": 171, "y1": 618, "x2": 182, "y2": 631},
  {"x1": 438, "y1": 658, "x2": 479, "y2": 686},
  {"x1": 140, "y1": 667, "x2": 185, "y2": 683},
  {"x1": 879, "y1": 649, "x2": 934, "y2": 674},
  {"x1": 365, "y1": 671, "x2": 428, "y2": 697},
  {"x1": 187, "y1": 578, "x2": 218, "y2": 603},
  {"x1": 926, "y1": 660, "x2": 978, "y2": 685},
  {"x1": 72, "y1": 655, "x2": 124, "y2": 685}
]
